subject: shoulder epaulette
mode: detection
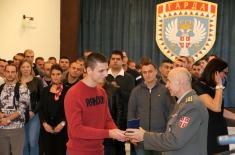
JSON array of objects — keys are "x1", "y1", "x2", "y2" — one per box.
[{"x1": 185, "y1": 96, "x2": 193, "y2": 103}]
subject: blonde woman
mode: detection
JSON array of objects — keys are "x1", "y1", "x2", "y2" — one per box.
[{"x1": 18, "y1": 59, "x2": 43, "y2": 155}]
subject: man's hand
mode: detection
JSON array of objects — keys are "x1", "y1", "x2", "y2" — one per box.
[
  {"x1": 125, "y1": 127, "x2": 145, "y2": 143},
  {"x1": 43, "y1": 122, "x2": 54, "y2": 133},
  {"x1": 0, "y1": 112, "x2": 6, "y2": 118},
  {"x1": 109, "y1": 129, "x2": 126, "y2": 142},
  {"x1": 54, "y1": 123, "x2": 64, "y2": 133},
  {"x1": 0, "y1": 118, "x2": 11, "y2": 126}
]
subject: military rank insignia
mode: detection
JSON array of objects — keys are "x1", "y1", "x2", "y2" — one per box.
[
  {"x1": 186, "y1": 96, "x2": 193, "y2": 103},
  {"x1": 156, "y1": 0, "x2": 218, "y2": 62},
  {"x1": 179, "y1": 116, "x2": 190, "y2": 128}
]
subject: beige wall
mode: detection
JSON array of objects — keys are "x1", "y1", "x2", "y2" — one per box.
[{"x1": 0, "y1": 0, "x2": 60, "y2": 61}]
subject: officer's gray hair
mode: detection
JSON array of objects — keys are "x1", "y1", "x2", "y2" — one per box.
[{"x1": 170, "y1": 67, "x2": 192, "y2": 86}]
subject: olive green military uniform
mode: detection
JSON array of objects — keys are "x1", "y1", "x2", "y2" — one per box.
[{"x1": 143, "y1": 90, "x2": 208, "y2": 155}]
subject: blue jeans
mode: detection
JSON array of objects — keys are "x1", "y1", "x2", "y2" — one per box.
[{"x1": 24, "y1": 114, "x2": 40, "y2": 155}]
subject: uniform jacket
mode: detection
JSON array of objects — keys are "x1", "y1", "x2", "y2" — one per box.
[{"x1": 143, "y1": 90, "x2": 208, "y2": 155}]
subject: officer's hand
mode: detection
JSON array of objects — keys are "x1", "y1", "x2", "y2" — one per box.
[
  {"x1": 125, "y1": 127, "x2": 145, "y2": 142},
  {"x1": 129, "y1": 140, "x2": 137, "y2": 146}
]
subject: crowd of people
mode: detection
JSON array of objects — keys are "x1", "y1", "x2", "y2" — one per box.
[{"x1": 0, "y1": 49, "x2": 233, "y2": 155}]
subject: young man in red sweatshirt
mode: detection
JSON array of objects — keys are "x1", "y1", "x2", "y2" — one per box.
[{"x1": 64, "y1": 53, "x2": 126, "y2": 155}]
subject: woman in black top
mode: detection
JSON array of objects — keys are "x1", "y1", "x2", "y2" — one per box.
[
  {"x1": 39, "y1": 64, "x2": 69, "y2": 155},
  {"x1": 18, "y1": 59, "x2": 43, "y2": 155},
  {"x1": 192, "y1": 58, "x2": 235, "y2": 154}
]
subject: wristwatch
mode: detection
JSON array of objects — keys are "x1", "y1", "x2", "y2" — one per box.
[
  {"x1": 61, "y1": 121, "x2": 66, "y2": 127},
  {"x1": 215, "y1": 85, "x2": 225, "y2": 90}
]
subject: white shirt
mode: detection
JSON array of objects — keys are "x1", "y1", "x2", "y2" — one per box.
[{"x1": 108, "y1": 68, "x2": 125, "y2": 78}]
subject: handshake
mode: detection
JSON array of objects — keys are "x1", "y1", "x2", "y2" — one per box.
[{"x1": 108, "y1": 128, "x2": 145, "y2": 143}]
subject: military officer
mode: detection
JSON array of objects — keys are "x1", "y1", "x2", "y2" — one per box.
[{"x1": 125, "y1": 67, "x2": 209, "y2": 155}]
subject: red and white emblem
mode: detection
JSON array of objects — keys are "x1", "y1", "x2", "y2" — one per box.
[{"x1": 178, "y1": 116, "x2": 190, "y2": 128}]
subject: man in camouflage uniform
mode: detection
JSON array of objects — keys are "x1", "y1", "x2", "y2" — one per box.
[{"x1": 125, "y1": 67, "x2": 208, "y2": 155}]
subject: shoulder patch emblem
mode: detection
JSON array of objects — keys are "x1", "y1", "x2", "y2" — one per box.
[{"x1": 178, "y1": 116, "x2": 190, "y2": 128}]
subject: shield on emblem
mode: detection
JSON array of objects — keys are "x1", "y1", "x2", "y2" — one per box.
[{"x1": 156, "y1": 0, "x2": 217, "y2": 61}]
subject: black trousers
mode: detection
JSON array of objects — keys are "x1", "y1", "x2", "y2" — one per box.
[
  {"x1": 43, "y1": 128, "x2": 68, "y2": 155},
  {"x1": 104, "y1": 139, "x2": 126, "y2": 155}
]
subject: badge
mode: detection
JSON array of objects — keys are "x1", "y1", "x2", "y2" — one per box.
[
  {"x1": 156, "y1": 0, "x2": 218, "y2": 62},
  {"x1": 178, "y1": 116, "x2": 190, "y2": 128}
]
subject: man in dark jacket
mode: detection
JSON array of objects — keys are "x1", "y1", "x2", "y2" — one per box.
[
  {"x1": 128, "y1": 62, "x2": 174, "y2": 155},
  {"x1": 106, "y1": 50, "x2": 135, "y2": 155}
]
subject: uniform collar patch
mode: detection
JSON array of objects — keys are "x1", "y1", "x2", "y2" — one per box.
[{"x1": 185, "y1": 96, "x2": 193, "y2": 103}]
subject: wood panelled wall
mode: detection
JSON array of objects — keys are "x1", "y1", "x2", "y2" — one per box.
[{"x1": 60, "y1": 0, "x2": 80, "y2": 61}]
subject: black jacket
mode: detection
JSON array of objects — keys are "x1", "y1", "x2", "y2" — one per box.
[
  {"x1": 26, "y1": 77, "x2": 43, "y2": 113},
  {"x1": 106, "y1": 72, "x2": 135, "y2": 129},
  {"x1": 39, "y1": 84, "x2": 69, "y2": 126},
  {"x1": 103, "y1": 82, "x2": 123, "y2": 128}
]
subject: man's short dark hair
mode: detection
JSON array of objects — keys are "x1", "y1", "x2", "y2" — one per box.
[
  {"x1": 140, "y1": 56, "x2": 151, "y2": 65},
  {"x1": 69, "y1": 61, "x2": 79, "y2": 67},
  {"x1": 141, "y1": 62, "x2": 157, "y2": 69},
  {"x1": 127, "y1": 59, "x2": 135, "y2": 65},
  {"x1": 60, "y1": 56, "x2": 70, "y2": 62},
  {"x1": 48, "y1": 57, "x2": 57, "y2": 61},
  {"x1": 200, "y1": 57, "x2": 208, "y2": 62},
  {"x1": 0, "y1": 58, "x2": 7, "y2": 62},
  {"x1": 160, "y1": 59, "x2": 173, "y2": 65},
  {"x1": 15, "y1": 53, "x2": 25, "y2": 58},
  {"x1": 85, "y1": 53, "x2": 107, "y2": 70},
  {"x1": 35, "y1": 57, "x2": 44, "y2": 62},
  {"x1": 192, "y1": 61, "x2": 200, "y2": 66},
  {"x1": 5, "y1": 63, "x2": 18, "y2": 72},
  {"x1": 111, "y1": 50, "x2": 124, "y2": 60},
  {"x1": 7, "y1": 60, "x2": 13, "y2": 65}
]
